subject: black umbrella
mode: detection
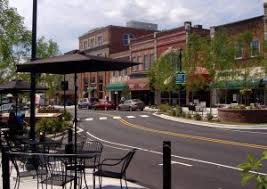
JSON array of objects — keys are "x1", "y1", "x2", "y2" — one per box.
[
  {"x1": 0, "y1": 80, "x2": 47, "y2": 115},
  {"x1": 16, "y1": 50, "x2": 139, "y2": 151}
]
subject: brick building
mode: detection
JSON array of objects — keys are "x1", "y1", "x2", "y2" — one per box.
[
  {"x1": 78, "y1": 24, "x2": 156, "y2": 99},
  {"x1": 210, "y1": 3, "x2": 267, "y2": 105},
  {"x1": 109, "y1": 22, "x2": 210, "y2": 105}
]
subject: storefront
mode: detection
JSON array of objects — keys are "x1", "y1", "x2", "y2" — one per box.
[
  {"x1": 126, "y1": 78, "x2": 154, "y2": 105},
  {"x1": 106, "y1": 82, "x2": 128, "y2": 106}
]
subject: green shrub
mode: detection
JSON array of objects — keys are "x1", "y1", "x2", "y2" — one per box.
[
  {"x1": 181, "y1": 111, "x2": 186, "y2": 118},
  {"x1": 36, "y1": 118, "x2": 69, "y2": 134},
  {"x1": 186, "y1": 113, "x2": 192, "y2": 119},
  {"x1": 206, "y1": 113, "x2": 213, "y2": 121},
  {"x1": 61, "y1": 110, "x2": 73, "y2": 121},
  {"x1": 194, "y1": 113, "x2": 202, "y2": 121},
  {"x1": 175, "y1": 106, "x2": 182, "y2": 117},
  {"x1": 159, "y1": 104, "x2": 171, "y2": 113}
]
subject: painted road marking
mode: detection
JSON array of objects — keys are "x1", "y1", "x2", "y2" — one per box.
[
  {"x1": 94, "y1": 111, "x2": 267, "y2": 150},
  {"x1": 140, "y1": 115, "x2": 150, "y2": 118},
  {"x1": 85, "y1": 118, "x2": 94, "y2": 121},
  {"x1": 85, "y1": 130, "x2": 266, "y2": 176},
  {"x1": 126, "y1": 116, "x2": 136, "y2": 119},
  {"x1": 158, "y1": 161, "x2": 192, "y2": 167},
  {"x1": 99, "y1": 117, "x2": 108, "y2": 120},
  {"x1": 119, "y1": 118, "x2": 267, "y2": 150},
  {"x1": 113, "y1": 116, "x2": 122, "y2": 120}
]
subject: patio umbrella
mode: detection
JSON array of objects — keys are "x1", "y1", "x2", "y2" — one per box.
[
  {"x1": 0, "y1": 80, "x2": 47, "y2": 115},
  {"x1": 16, "y1": 50, "x2": 139, "y2": 151}
]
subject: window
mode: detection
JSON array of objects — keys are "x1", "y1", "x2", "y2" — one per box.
[
  {"x1": 132, "y1": 57, "x2": 138, "y2": 72},
  {"x1": 150, "y1": 54, "x2": 155, "y2": 67},
  {"x1": 83, "y1": 40, "x2": 88, "y2": 49},
  {"x1": 90, "y1": 38, "x2": 94, "y2": 48},
  {"x1": 98, "y1": 75, "x2": 103, "y2": 83},
  {"x1": 97, "y1": 35, "x2": 103, "y2": 46},
  {"x1": 235, "y1": 42, "x2": 243, "y2": 59},
  {"x1": 251, "y1": 39, "x2": 260, "y2": 57},
  {"x1": 137, "y1": 56, "x2": 142, "y2": 71},
  {"x1": 123, "y1": 33, "x2": 135, "y2": 46},
  {"x1": 144, "y1": 55, "x2": 150, "y2": 70}
]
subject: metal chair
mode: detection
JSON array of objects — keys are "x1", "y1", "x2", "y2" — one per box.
[
  {"x1": 79, "y1": 139, "x2": 103, "y2": 189},
  {"x1": 93, "y1": 149, "x2": 137, "y2": 189},
  {"x1": 38, "y1": 154, "x2": 79, "y2": 189}
]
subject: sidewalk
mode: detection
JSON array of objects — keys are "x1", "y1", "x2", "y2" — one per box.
[
  {"x1": 0, "y1": 161, "x2": 146, "y2": 189},
  {"x1": 153, "y1": 113, "x2": 267, "y2": 130}
]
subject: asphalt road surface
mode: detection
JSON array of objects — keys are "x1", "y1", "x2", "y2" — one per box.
[{"x1": 73, "y1": 109, "x2": 267, "y2": 189}]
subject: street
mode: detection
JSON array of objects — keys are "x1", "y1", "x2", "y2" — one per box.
[{"x1": 75, "y1": 109, "x2": 267, "y2": 189}]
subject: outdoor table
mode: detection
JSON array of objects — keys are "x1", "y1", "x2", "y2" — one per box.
[{"x1": 20, "y1": 138, "x2": 62, "y2": 153}]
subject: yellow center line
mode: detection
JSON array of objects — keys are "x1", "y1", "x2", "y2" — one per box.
[{"x1": 95, "y1": 112, "x2": 267, "y2": 150}]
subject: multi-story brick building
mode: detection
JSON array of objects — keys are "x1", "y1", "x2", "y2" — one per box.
[
  {"x1": 78, "y1": 23, "x2": 156, "y2": 99},
  {"x1": 210, "y1": 3, "x2": 267, "y2": 105},
  {"x1": 109, "y1": 22, "x2": 210, "y2": 105}
]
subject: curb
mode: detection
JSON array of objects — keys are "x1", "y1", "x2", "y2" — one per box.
[{"x1": 153, "y1": 112, "x2": 267, "y2": 130}]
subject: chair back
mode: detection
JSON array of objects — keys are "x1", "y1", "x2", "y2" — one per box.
[
  {"x1": 82, "y1": 139, "x2": 103, "y2": 169},
  {"x1": 121, "y1": 149, "x2": 136, "y2": 175}
]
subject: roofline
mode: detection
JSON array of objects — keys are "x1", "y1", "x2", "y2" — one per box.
[
  {"x1": 79, "y1": 25, "x2": 157, "y2": 39},
  {"x1": 213, "y1": 15, "x2": 263, "y2": 28}
]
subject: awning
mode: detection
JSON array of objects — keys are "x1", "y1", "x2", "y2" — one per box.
[
  {"x1": 210, "y1": 79, "x2": 262, "y2": 89},
  {"x1": 106, "y1": 83, "x2": 128, "y2": 92}
]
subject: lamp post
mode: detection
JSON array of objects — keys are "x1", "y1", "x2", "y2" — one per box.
[{"x1": 178, "y1": 48, "x2": 183, "y2": 106}]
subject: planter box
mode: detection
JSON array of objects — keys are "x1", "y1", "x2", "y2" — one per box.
[
  {"x1": 218, "y1": 108, "x2": 267, "y2": 123},
  {"x1": 38, "y1": 109, "x2": 60, "y2": 113}
]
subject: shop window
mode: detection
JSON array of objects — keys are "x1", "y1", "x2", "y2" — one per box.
[
  {"x1": 251, "y1": 39, "x2": 260, "y2": 57},
  {"x1": 98, "y1": 76, "x2": 103, "y2": 83}
]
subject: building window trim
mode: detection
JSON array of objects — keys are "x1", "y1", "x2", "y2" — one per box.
[{"x1": 251, "y1": 39, "x2": 260, "y2": 58}]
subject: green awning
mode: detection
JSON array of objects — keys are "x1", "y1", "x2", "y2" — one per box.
[
  {"x1": 106, "y1": 83, "x2": 128, "y2": 92},
  {"x1": 210, "y1": 79, "x2": 262, "y2": 89}
]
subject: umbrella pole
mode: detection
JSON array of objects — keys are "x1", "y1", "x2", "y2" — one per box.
[
  {"x1": 15, "y1": 93, "x2": 18, "y2": 116},
  {"x1": 74, "y1": 73, "x2": 78, "y2": 189},
  {"x1": 29, "y1": 0, "x2": 37, "y2": 141}
]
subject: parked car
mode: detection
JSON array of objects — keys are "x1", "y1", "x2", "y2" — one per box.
[
  {"x1": 118, "y1": 99, "x2": 145, "y2": 111},
  {"x1": 78, "y1": 98, "x2": 99, "y2": 109},
  {"x1": 92, "y1": 100, "x2": 115, "y2": 110}
]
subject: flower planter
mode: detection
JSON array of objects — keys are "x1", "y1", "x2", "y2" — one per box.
[{"x1": 218, "y1": 108, "x2": 267, "y2": 123}]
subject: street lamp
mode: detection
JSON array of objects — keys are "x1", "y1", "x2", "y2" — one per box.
[{"x1": 178, "y1": 48, "x2": 183, "y2": 106}]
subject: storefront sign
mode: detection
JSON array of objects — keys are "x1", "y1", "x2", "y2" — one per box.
[{"x1": 176, "y1": 72, "x2": 186, "y2": 85}]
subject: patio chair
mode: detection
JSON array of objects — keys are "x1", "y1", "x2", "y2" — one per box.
[
  {"x1": 38, "y1": 154, "x2": 79, "y2": 189},
  {"x1": 93, "y1": 149, "x2": 137, "y2": 189},
  {"x1": 80, "y1": 139, "x2": 103, "y2": 189},
  {"x1": 9, "y1": 152, "x2": 41, "y2": 189}
]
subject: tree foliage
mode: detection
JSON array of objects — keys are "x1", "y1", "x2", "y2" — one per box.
[
  {"x1": 0, "y1": 0, "x2": 31, "y2": 82},
  {"x1": 238, "y1": 151, "x2": 267, "y2": 189},
  {"x1": 149, "y1": 49, "x2": 177, "y2": 92},
  {"x1": 0, "y1": 0, "x2": 62, "y2": 98}
]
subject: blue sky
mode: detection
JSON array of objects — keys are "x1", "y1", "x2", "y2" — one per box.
[{"x1": 9, "y1": 0, "x2": 265, "y2": 52}]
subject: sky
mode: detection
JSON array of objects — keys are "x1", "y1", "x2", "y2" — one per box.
[{"x1": 9, "y1": 0, "x2": 265, "y2": 53}]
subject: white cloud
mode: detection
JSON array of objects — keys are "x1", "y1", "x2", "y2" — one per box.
[{"x1": 9, "y1": 0, "x2": 265, "y2": 52}]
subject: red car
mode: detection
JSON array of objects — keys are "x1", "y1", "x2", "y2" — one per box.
[{"x1": 92, "y1": 100, "x2": 115, "y2": 110}]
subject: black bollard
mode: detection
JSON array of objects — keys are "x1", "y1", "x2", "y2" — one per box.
[
  {"x1": 163, "y1": 141, "x2": 171, "y2": 189},
  {"x1": 2, "y1": 146, "x2": 10, "y2": 189}
]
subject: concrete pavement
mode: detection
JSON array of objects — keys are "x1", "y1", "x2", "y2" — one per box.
[{"x1": 0, "y1": 162, "x2": 146, "y2": 189}]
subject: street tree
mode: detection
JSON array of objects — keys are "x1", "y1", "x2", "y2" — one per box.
[
  {"x1": 149, "y1": 49, "x2": 177, "y2": 105},
  {"x1": 0, "y1": 0, "x2": 31, "y2": 82},
  {"x1": 183, "y1": 33, "x2": 210, "y2": 105}
]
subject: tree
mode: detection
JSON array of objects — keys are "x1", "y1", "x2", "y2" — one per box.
[
  {"x1": 0, "y1": 0, "x2": 31, "y2": 82},
  {"x1": 183, "y1": 33, "x2": 210, "y2": 105},
  {"x1": 149, "y1": 49, "x2": 177, "y2": 105},
  {"x1": 36, "y1": 37, "x2": 62, "y2": 100}
]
